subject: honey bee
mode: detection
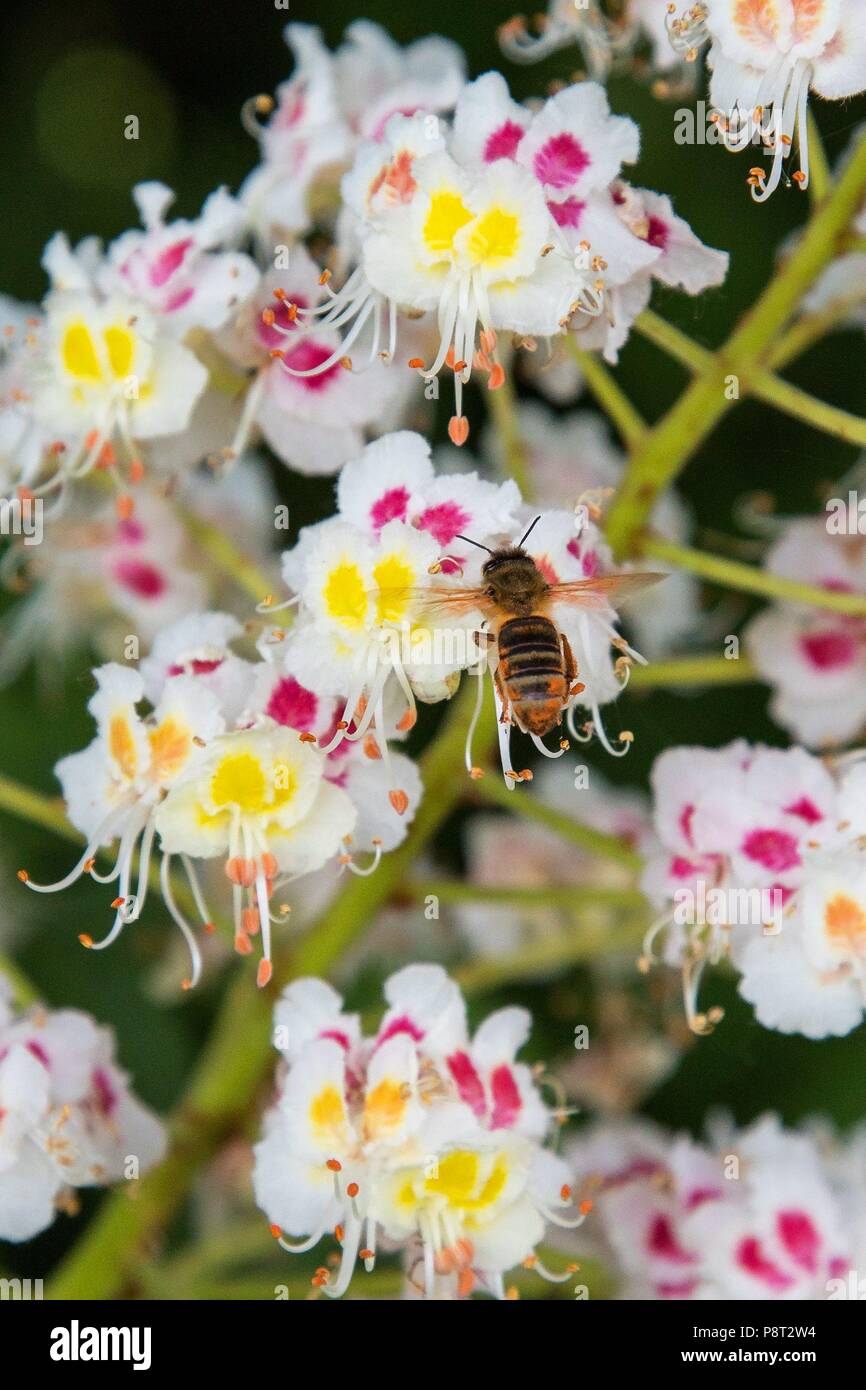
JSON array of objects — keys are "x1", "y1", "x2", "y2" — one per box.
[{"x1": 422, "y1": 516, "x2": 663, "y2": 741}]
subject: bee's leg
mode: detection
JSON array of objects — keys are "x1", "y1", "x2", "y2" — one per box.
[
  {"x1": 561, "y1": 632, "x2": 585, "y2": 704},
  {"x1": 493, "y1": 664, "x2": 512, "y2": 724}
]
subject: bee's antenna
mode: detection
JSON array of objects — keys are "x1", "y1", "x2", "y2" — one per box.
[
  {"x1": 518, "y1": 515, "x2": 542, "y2": 548},
  {"x1": 455, "y1": 533, "x2": 494, "y2": 555}
]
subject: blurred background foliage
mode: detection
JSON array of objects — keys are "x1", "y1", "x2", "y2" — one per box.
[{"x1": 0, "y1": 0, "x2": 865, "y2": 1287}]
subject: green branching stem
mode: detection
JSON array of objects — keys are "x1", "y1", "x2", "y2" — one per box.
[
  {"x1": 642, "y1": 536, "x2": 866, "y2": 614},
  {"x1": 604, "y1": 131, "x2": 866, "y2": 558},
  {"x1": 469, "y1": 772, "x2": 643, "y2": 869}
]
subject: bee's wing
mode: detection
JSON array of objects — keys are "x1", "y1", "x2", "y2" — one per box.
[
  {"x1": 546, "y1": 572, "x2": 666, "y2": 611},
  {"x1": 410, "y1": 586, "x2": 497, "y2": 621}
]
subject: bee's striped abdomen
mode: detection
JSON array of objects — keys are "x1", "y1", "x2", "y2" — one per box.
[{"x1": 497, "y1": 615, "x2": 568, "y2": 735}]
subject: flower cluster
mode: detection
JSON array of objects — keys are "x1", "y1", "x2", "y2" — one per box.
[
  {"x1": 669, "y1": 0, "x2": 866, "y2": 199},
  {"x1": 0, "y1": 975, "x2": 165, "y2": 1241},
  {"x1": 746, "y1": 510, "x2": 866, "y2": 748},
  {"x1": 568, "y1": 1113, "x2": 866, "y2": 1299},
  {"x1": 0, "y1": 185, "x2": 258, "y2": 512},
  {"x1": 240, "y1": 22, "x2": 467, "y2": 244},
  {"x1": 641, "y1": 739, "x2": 866, "y2": 1038},
  {"x1": 253, "y1": 964, "x2": 585, "y2": 1299},
  {"x1": 18, "y1": 610, "x2": 408, "y2": 990},
  {"x1": 265, "y1": 67, "x2": 726, "y2": 432}
]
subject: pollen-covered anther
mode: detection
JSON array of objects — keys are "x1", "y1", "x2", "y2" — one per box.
[
  {"x1": 226, "y1": 855, "x2": 256, "y2": 886},
  {"x1": 318, "y1": 269, "x2": 332, "y2": 286},
  {"x1": 16, "y1": 868, "x2": 29, "y2": 883},
  {"x1": 116, "y1": 495, "x2": 134, "y2": 521},
  {"x1": 389, "y1": 789, "x2": 409, "y2": 815},
  {"x1": 561, "y1": 1184, "x2": 572, "y2": 1201},
  {"x1": 518, "y1": 769, "x2": 533, "y2": 782},
  {"x1": 363, "y1": 734, "x2": 382, "y2": 760},
  {"x1": 346, "y1": 1181, "x2": 359, "y2": 1198},
  {"x1": 579, "y1": 1199, "x2": 594, "y2": 1215},
  {"x1": 469, "y1": 766, "x2": 485, "y2": 780},
  {"x1": 234, "y1": 932, "x2": 253, "y2": 956},
  {"x1": 181, "y1": 978, "x2": 192, "y2": 992},
  {"x1": 448, "y1": 415, "x2": 470, "y2": 447},
  {"x1": 792, "y1": 171, "x2": 807, "y2": 186},
  {"x1": 298, "y1": 731, "x2": 316, "y2": 743},
  {"x1": 257, "y1": 959, "x2": 273, "y2": 989},
  {"x1": 326, "y1": 1158, "x2": 342, "y2": 1172},
  {"x1": 487, "y1": 362, "x2": 506, "y2": 391},
  {"x1": 79, "y1": 934, "x2": 94, "y2": 949},
  {"x1": 261, "y1": 308, "x2": 276, "y2": 327},
  {"x1": 340, "y1": 356, "x2": 353, "y2": 371},
  {"x1": 408, "y1": 357, "x2": 426, "y2": 369},
  {"x1": 559, "y1": 739, "x2": 570, "y2": 751},
  {"x1": 270, "y1": 1223, "x2": 282, "y2": 1239},
  {"x1": 396, "y1": 708, "x2": 417, "y2": 732},
  {"x1": 269, "y1": 348, "x2": 286, "y2": 361},
  {"x1": 242, "y1": 907, "x2": 260, "y2": 936},
  {"x1": 110, "y1": 896, "x2": 125, "y2": 910}
]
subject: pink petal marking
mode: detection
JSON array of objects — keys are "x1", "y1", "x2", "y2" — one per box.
[
  {"x1": 547, "y1": 196, "x2": 586, "y2": 229},
  {"x1": 149, "y1": 237, "x2": 194, "y2": 288},
  {"x1": 265, "y1": 675, "x2": 319, "y2": 731},
  {"x1": 167, "y1": 657, "x2": 224, "y2": 677},
  {"x1": 736, "y1": 1235, "x2": 794, "y2": 1291},
  {"x1": 646, "y1": 216, "x2": 670, "y2": 251},
  {"x1": 280, "y1": 338, "x2": 343, "y2": 390},
  {"x1": 377, "y1": 1014, "x2": 425, "y2": 1047},
  {"x1": 784, "y1": 796, "x2": 823, "y2": 825},
  {"x1": 799, "y1": 630, "x2": 859, "y2": 671},
  {"x1": 414, "y1": 500, "x2": 470, "y2": 546},
  {"x1": 489, "y1": 1064, "x2": 522, "y2": 1129},
  {"x1": 740, "y1": 828, "x2": 801, "y2": 874},
  {"x1": 91, "y1": 1066, "x2": 118, "y2": 1118},
  {"x1": 446, "y1": 1050, "x2": 486, "y2": 1117},
  {"x1": 533, "y1": 133, "x2": 590, "y2": 189},
  {"x1": 647, "y1": 1213, "x2": 696, "y2": 1263},
  {"x1": 484, "y1": 120, "x2": 525, "y2": 162},
  {"x1": 370, "y1": 486, "x2": 410, "y2": 532},
  {"x1": 112, "y1": 558, "x2": 166, "y2": 599},
  {"x1": 777, "y1": 1209, "x2": 820, "y2": 1274}
]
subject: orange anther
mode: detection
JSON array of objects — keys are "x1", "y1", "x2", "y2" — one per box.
[
  {"x1": 79, "y1": 934, "x2": 94, "y2": 949},
  {"x1": 115, "y1": 494, "x2": 134, "y2": 521},
  {"x1": 407, "y1": 357, "x2": 425, "y2": 369},
  {"x1": 234, "y1": 932, "x2": 253, "y2": 956},
  {"x1": 346, "y1": 1181, "x2": 359, "y2": 1198},
  {"x1": 389, "y1": 789, "x2": 409, "y2": 815},
  {"x1": 326, "y1": 1158, "x2": 342, "y2": 1172},
  {"x1": 487, "y1": 362, "x2": 506, "y2": 391},
  {"x1": 257, "y1": 959, "x2": 273, "y2": 989},
  {"x1": 561, "y1": 1184, "x2": 572, "y2": 1202},
  {"x1": 396, "y1": 708, "x2": 416, "y2": 732},
  {"x1": 16, "y1": 869, "x2": 29, "y2": 883},
  {"x1": 270, "y1": 1224, "x2": 282, "y2": 1239},
  {"x1": 579, "y1": 1199, "x2": 594, "y2": 1215},
  {"x1": 298, "y1": 731, "x2": 317, "y2": 743},
  {"x1": 448, "y1": 415, "x2": 469, "y2": 447},
  {"x1": 111, "y1": 896, "x2": 125, "y2": 909}
]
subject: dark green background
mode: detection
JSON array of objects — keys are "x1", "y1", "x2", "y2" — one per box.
[{"x1": 1, "y1": 0, "x2": 864, "y2": 1281}]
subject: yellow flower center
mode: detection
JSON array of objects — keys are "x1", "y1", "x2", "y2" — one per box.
[
  {"x1": 824, "y1": 892, "x2": 866, "y2": 951},
  {"x1": 309, "y1": 1083, "x2": 348, "y2": 1147},
  {"x1": 61, "y1": 320, "x2": 137, "y2": 383},
  {"x1": 109, "y1": 713, "x2": 138, "y2": 781},
  {"x1": 323, "y1": 560, "x2": 368, "y2": 630},
  {"x1": 423, "y1": 190, "x2": 473, "y2": 255},
  {"x1": 373, "y1": 552, "x2": 416, "y2": 624},
  {"x1": 466, "y1": 207, "x2": 521, "y2": 268}
]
